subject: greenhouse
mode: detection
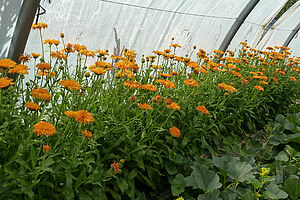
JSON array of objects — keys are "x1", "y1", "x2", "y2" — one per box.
[{"x1": 0, "y1": 0, "x2": 300, "y2": 199}]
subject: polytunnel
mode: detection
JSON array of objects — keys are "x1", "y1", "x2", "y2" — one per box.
[{"x1": 1, "y1": 0, "x2": 300, "y2": 61}]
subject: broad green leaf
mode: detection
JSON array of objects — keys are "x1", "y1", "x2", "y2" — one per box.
[
  {"x1": 275, "y1": 151, "x2": 289, "y2": 162},
  {"x1": 283, "y1": 178, "x2": 300, "y2": 200},
  {"x1": 185, "y1": 163, "x2": 222, "y2": 192},
  {"x1": 286, "y1": 134, "x2": 300, "y2": 144},
  {"x1": 171, "y1": 173, "x2": 185, "y2": 196},
  {"x1": 198, "y1": 191, "x2": 222, "y2": 200},
  {"x1": 213, "y1": 156, "x2": 254, "y2": 182},
  {"x1": 220, "y1": 189, "x2": 238, "y2": 200},
  {"x1": 241, "y1": 192, "x2": 258, "y2": 200},
  {"x1": 264, "y1": 183, "x2": 288, "y2": 199}
]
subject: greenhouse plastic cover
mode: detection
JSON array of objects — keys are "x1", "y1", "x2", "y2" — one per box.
[
  {"x1": 0, "y1": 0, "x2": 23, "y2": 59},
  {"x1": 228, "y1": 0, "x2": 288, "y2": 51},
  {"x1": 25, "y1": 0, "x2": 254, "y2": 58},
  {"x1": 256, "y1": 1, "x2": 300, "y2": 55}
]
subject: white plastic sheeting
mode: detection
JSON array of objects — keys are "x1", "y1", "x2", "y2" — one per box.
[
  {"x1": 0, "y1": 0, "x2": 23, "y2": 58},
  {"x1": 228, "y1": 0, "x2": 288, "y2": 51},
  {"x1": 256, "y1": 1, "x2": 300, "y2": 52},
  {"x1": 289, "y1": 30, "x2": 300, "y2": 57},
  {"x1": 25, "y1": 0, "x2": 252, "y2": 58}
]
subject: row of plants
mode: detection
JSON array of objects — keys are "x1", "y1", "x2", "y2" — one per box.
[{"x1": 0, "y1": 23, "x2": 299, "y2": 199}]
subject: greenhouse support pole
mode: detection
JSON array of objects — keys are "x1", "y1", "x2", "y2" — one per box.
[
  {"x1": 7, "y1": 0, "x2": 41, "y2": 63},
  {"x1": 282, "y1": 22, "x2": 300, "y2": 47},
  {"x1": 218, "y1": 0, "x2": 259, "y2": 53}
]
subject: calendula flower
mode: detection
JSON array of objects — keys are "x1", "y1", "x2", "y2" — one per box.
[
  {"x1": 260, "y1": 168, "x2": 269, "y2": 176},
  {"x1": 32, "y1": 22, "x2": 48, "y2": 30},
  {"x1": 123, "y1": 80, "x2": 141, "y2": 89},
  {"x1": 260, "y1": 81, "x2": 268, "y2": 85},
  {"x1": 128, "y1": 95, "x2": 137, "y2": 102},
  {"x1": 70, "y1": 110, "x2": 94, "y2": 124},
  {"x1": 59, "y1": 79, "x2": 81, "y2": 90},
  {"x1": 31, "y1": 53, "x2": 41, "y2": 59},
  {"x1": 139, "y1": 103, "x2": 152, "y2": 110},
  {"x1": 81, "y1": 130, "x2": 92, "y2": 139},
  {"x1": 255, "y1": 85, "x2": 264, "y2": 91},
  {"x1": 167, "y1": 102, "x2": 180, "y2": 110},
  {"x1": 272, "y1": 77, "x2": 278, "y2": 84},
  {"x1": 31, "y1": 88, "x2": 51, "y2": 101},
  {"x1": 8, "y1": 64, "x2": 29, "y2": 74},
  {"x1": 218, "y1": 83, "x2": 237, "y2": 93},
  {"x1": 169, "y1": 127, "x2": 180, "y2": 137},
  {"x1": 153, "y1": 95, "x2": 162, "y2": 103},
  {"x1": 0, "y1": 77, "x2": 14, "y2": 88},
  {"x1": 289, "y1": 76, "x2": 296, "y2": 82},
  {"x1": 170, "y1": 43, "x2": 181, "y2": 48},
  {"x1": 25, "y1": 102, "x2": 40, "y2": 110},
  {"x1": 36, "y1": 63, "x2": 51, "y2": 71},
  {"x1": 19, "y1": 54, "x2": 31, "y2": 63},
  {"x1": 184, "y1": 79, "x2": 199, "y2": 87},
  {"x1": 139, "y1": 84, "x2": 157, "y2": 92},
  {"x1": 196, "y1": 105, "x2": 209, "y2": 114},
  {"x1": 33, "y1": 121, "x2": 56, "y2": 137},
  {"x1": 43, "y1": 145, "x2": 51, "y2": 152},
  {"x1": 0, "y1": 58, "x2": 16, "y2": 69},
  {"x1": 176, "y1": 197, "x2": 184, "y2": 200},
  {"x1": 158, "y1": 73, "x2": 172, "y2": 78},
  {"x1": 37, "y1": 70, "x2": 56, "y2": 78},
  {"x1": 111, "y1": 161, "x2": 121, "y2": 174}
]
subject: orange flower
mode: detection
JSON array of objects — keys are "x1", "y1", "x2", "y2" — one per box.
[
  {"x1": 36, "y1": 63, "x2": 51, "y2": 71},
  {"x1": 167, "y1": 102, "x2": 180, "y2": 110},
  {"x1": 37, "y1": 70, "x2": 56, "y2": 78},
  {"x1": 217, "y1": 83, "x2": 237, "y2": 93},
  {"x1": 123, "y1": 80, "x2": 141, "y2": 89},
  {"x1": 43, "y1": 145, "x2": 51, "y2": 152},
  {"x1": 0, "y1": 58, "x2": 16, "y2": 69},
  {"x1": 272, "y1": 77, "x2": 278, "y2": 84},
  {"x1": 0, "y1": 77, "x2": 14, "y2": 88},
  {"x1": 155, "y1": 79, "x2": 176, "y2": 88},
  {"x1": 64, "y1": 111, "x2": 78, "y2": 118},
  {"x1": 255, "y1": 85, "x2": 264, "y2": 91},
  {"x1": 128, "y1": 95, "x2": 137, "y2": 102},
  {"x1": 31, "y1": 53, "x2": 41, "y2": 58},
  {"x1": 139, "y1": 84, "x2": 157, "y2": 92},
  {"x1": 59, "y1": 79, "x2": 81, "y2": 90},
  {"x1": 33, "y1": 121, "x2": 57, "y2": 137},
  {"x1": 169, "y1": 127, "x2": 180, "y2": 137},
  {"x1": 111, "y1": 161, "x2": 121, "y2": 174},
  {"x1": 81, "y1": 130, "x2": 92, "y2": 139},
  {"x1": 184, "y1": 79, "x2": 199, "y2": 87},
  {"x1": 31, "y1": 88, "x2": 51, "y2": 101},
  {"x1": 158, "y1": 73, "x2": 172, "y2": 78},
  {"x1": 32, "y1": 22, "x2": 48, "y2": 30},
  {"x1": 169, "y1": 43, "x2": 181, "y2": 48},
  {"x1": 289, "y1": 76, "x2": 296, "y2": 82},
  {"x1": 24, "y1": 102, "x2": 40, "y2": 110},
  {"x1": 196, "y1": 105, "x2": 209, "y2": 115},
  {"x1": 139, "y1": 103, "x2": 152, "y2": 110},
  {"x1": 231, "y1": 71, "x2": 243, "y2": 78},
  {"x1": 8, "y1": 64, "x2": 29, "y2": 74},
  {"x1": 90, "y1": 68, "x2": 107, "y2": 75},
  {"x1": 73, "y1": 110, "x2": 94, "y2": 124},
  {"x1": 153, "y1": 95, "x2": 162, "y2": 103},
  {"x1": 260, "y1": 81, "x2": 269, "y2": 85}
]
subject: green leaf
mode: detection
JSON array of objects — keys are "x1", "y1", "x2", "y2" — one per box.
[
  {"x1": 275, "y1": 151, "x2": 289, "y2": 162},
  {"x1": 286, "y1": 134, "x2": 300, "y2": 144},
  {"x1": 185, "y1": 163, "x2": 222, "y2": 192},
  {"x1": 283, "y1": 178, "x2": 300, "y2": 200},
  {"x1": 213, "y1": 156, "x2": 254, "y2": 182},
  {"x1": 171, "y1": 173, "x2": 185, "y2": 196},
  {"x1": 220, "y1": 189, "x2": 238, "y2": 200},
  {"x1": 264, "y1": 183, "x2": 288, "y2": 199},
  {"x1": 198, "y1": 191, "x2": 222, "y2": 200},
  {"x1": 241, "y1": 192, "x2": 258, "y2": 200}
]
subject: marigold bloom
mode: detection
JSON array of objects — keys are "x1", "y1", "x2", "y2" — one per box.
[
  {"x1": 73, "y1": 110, "x2": 94, "y2": 124},
  {"x1": 32, "y1": 22, "x2": 47, "y2": 30},
  {"x1": 59, "y1": 79, "x2": 81, "y2": 90},
  {"x1": 25, "y1": 102, "x2": 40, "y2": 110},
  {"x1": 289, "y1": 76, "x2": 296, "y2": 82},
  {"x1": 128, "y1": 95, "x2": 137, "y2": 102},
  {"x1": 260, "y1": 168, "x2": 269, "y2": 176},
  {"x1": 139, "y1": 103, "x2": 152, "y2": 110},
  {"x1": 260, "y1": 81, "x2": 268, "y2": 85},
  {"x1": 184, "y1": 79, "x2": 199, "y2": 87},
  {"x1": 31, "y1": 88, "x2": 51, "y2": 101},
  {"x1": 196, "y1": 105, "x2": 209, "y2": 115},
  {"x1": 231, "y1": 71, "x2": 243, "y2": 78},
  {"x1": 272, "y1": 77, "x2": 278, "y2": 84},
  {"x1": 153, "y1": 95, "x2": 162, "y2": 103},
  {"x1": 139, "y1": 84, "x2": 157, "y2": 92},
  {"x1": 43, "y1": 145, "x2": 51, "y2": 152},
  {"x1": 64, "y1": 111, "x2": 77, "y2": 118},
  {"x1": 111, "y1": 161, "x2": 121, "y2": 174},
  {"x1": 0, "y1": 77, "x2": 14, "y2": 88},
  {"x1": 33, "y1": 121, "x2": 56, "y2": 137},
  {"x1": 169, "y1": 43, "x2": 181, "y2": 48},
  {"x1": 36, "y1": 63, "x2": 51, "y2": 71},
  {"x1": 37, "y1": 70, "x2": 56, "y2": 78},
  {"x1": 0, "y1": 58, "x2": 16, "y2": 69},
  {"x1": 158, "y1": 73, "x2": 172, "y2": 78},
  {"x1": 169, "y1": 127, "x2": 180, "y2": 137},
  {"x1": 167, "y1": 102, "x2": 180, "y2": 110},
  {"x1": 8, "y1": 64, "x2": 29, "y2": 74},
  {"x1": 255, "y1": 85, "x2": 264, "y2": 91},
  {"x1": 31, "y1": 53, "x2": 41, "y2": 59},
  {"x1": 123, "y1": 80, "x2": 140, "y2": 89},
  {"x1": 218, "y1": 83, "x2": 237, "y2": 93},
  {"x1": 81, "y1": 130, "x2": 92, "y2": 139}
]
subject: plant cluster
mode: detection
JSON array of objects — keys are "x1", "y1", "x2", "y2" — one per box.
[{"x1": 0, "y1": 23, "x2": 299, "y2": 199}]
